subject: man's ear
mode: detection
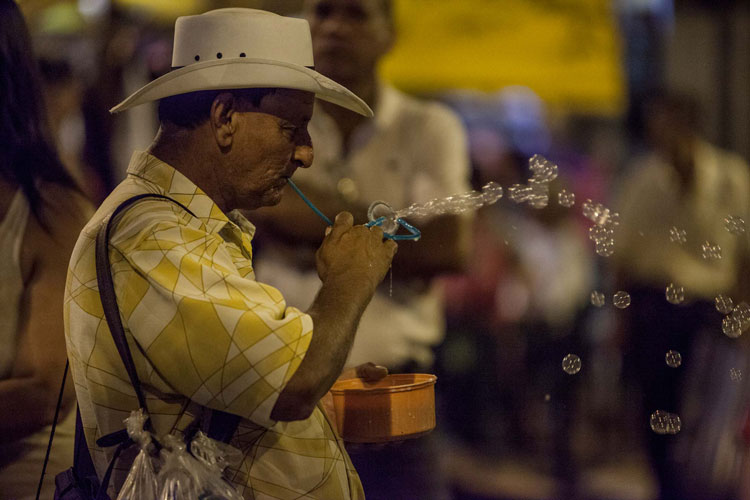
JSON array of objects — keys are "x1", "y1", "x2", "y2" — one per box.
[{"x1": 211, "y1": 92, "x2": 237, "y2": 148}]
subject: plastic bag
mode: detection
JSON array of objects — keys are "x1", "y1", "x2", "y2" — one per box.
[
  {"x1": 190, "y1": 431, "x2": 242, "y2": 474},
  {"x1": 116, "y1": 409, "x2": 159, "y2": 500},
  {"x1": 188, "y1": 432, "x2": 243, "y2": 500},
  {"x1": 157, "y1": 434, "x2": 243, "y2": 500}
]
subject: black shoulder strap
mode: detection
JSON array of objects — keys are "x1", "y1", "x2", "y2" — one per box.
[
  {"x1": 95, "y1": 193, "x2": 196, "y2": 412},
  {"x1": 96, "y1": 194, "x2": 240, "y2": 440},
  {"x1": 45, "y1": 193, "x2": 242, "y2": 499}
]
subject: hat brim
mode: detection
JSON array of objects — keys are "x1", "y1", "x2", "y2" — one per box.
[{"x1": 110, "y1": 58, "x2": 373, "y2": 117}]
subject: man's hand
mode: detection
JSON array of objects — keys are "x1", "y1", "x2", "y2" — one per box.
[
  {"x1": 273, "y1": 216, "x2": 395, "y2": 421},
  {"x1": 315, "y1": 212, "x2": 397, "y2": 291}
]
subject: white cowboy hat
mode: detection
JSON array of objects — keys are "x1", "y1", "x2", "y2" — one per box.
[{"x1": 110, "y1": 8, "x2": 372, "y2": 116}]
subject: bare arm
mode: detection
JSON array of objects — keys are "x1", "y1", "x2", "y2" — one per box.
[
  {"x1": 0, "y1": 188, "x2": 92, "y2": 442},
  {"x1": 270, "y1": 212, "x2": 397, "y2": 420}
]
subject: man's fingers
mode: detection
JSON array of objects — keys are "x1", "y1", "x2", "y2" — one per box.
[
  {"x1": 355, "y1": 362, "x2": 389, "y2": 382},
  {"x1": 329, "y1": 212, "x2": 354, "y2": 240},
  {"x1": 368, "y1": 224, "x2": 384, "y2": 241}
]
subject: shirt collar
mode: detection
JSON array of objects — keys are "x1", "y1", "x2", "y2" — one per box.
[{"x1": 125, "y1": 150, "x2": 255, "y2": 238}]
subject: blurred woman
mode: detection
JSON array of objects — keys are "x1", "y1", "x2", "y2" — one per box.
[{"x1": 0, "y1": 0, "x2": 93, "y2": 497}]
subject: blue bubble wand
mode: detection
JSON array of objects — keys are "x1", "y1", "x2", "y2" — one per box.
[{"x1": 287, "y1": 178, "x2": 421, "y2": 241}]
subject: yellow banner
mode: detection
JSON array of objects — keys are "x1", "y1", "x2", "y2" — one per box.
[{"x1": 380, "y1": 0, "x2": 626, "y2": 115}]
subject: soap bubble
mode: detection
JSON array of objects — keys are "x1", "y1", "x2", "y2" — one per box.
[
  {"x1": 669, "y1": 226, "x2": 687, "y2": 244},
  {"x1": 722, "y1": 315, "x2": 743, "y2": 338},
  {"x1": 502, "y1": 155, "x2": 559, "y2": 209},
  {"x1": 589, "y1": 225, "x2": 610, "y2": 242},
  {"x1": 582, "y1": 200, "x2": 613, "y2": 226},
  {"x1": 392, "y1": 181, "x2": 504, "y2": 222},
  {"x1": 724, "y1": 215, "x2": 746, "y2": 235},
  {"x1": 613, "y1": 291, "x2": 631, "y2": 309},
  {"x1": 590, "y1": 291, "x2": 606, "y2": 307},
  {"x1": 665, "y1": 283, "x2": 685, "y2": 305},
  {"x1": 367, "y1": 201, "x2": 399, "y2": 234},
  {"x1": 715, "y1": 294, "x2": 734, "y2": 314},
  {"x1": 701, "y1": 241, "x2": 722, "y2": 260},
  {"x1": 508, "y1": 184, "x2": 531, "y2": 204},
  {"x1": 650, "y1": 410, "x2": 681, "y2": 435},
  {"x1": 733, "y1": 302, "x2": 750, "y2": 326},
  {"x1": 480, "y1": 181, "x2": 503, "y2": 204},
  {"x1": 558, "y1": 189, "x2": 576, "y2": 208},
  {"x1": 562, "y1": 354, "x2": 581, "y2": 375},
  {"x1": 529, "y1": 154, "x2": 558, "y2": 183},
  {"x1": 730, "y1": 368, "x2": 743, "y2": 381},
  {"x1": 595, "y1": 239, "x2": 615, "y2": 257},
  {"x1": 665, "y1": 350, "x2": 682, "y2": 368}
]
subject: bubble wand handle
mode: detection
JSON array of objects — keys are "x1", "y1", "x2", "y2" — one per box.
[{"x1": 287, "y1": 178, "x2": 333, "y2": 226}]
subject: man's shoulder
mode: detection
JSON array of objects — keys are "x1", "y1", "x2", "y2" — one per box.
[{"x1": 82, "y1": 182, "x2": 193, "y2": 247}]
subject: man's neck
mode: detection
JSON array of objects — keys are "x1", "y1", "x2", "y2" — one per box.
[{"x1": 148, "y1": 126, "x2": 226, "y2": 209}]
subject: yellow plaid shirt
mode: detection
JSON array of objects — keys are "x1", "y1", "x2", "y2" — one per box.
[{"x1": 64, "y1": 151, "x2": 364, "y2": 499}]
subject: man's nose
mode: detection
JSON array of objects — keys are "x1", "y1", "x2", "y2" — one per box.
[{"x1": 294, "y1": 145, "x2": 314, "y2": 168}]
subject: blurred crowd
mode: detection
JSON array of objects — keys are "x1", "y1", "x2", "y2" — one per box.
[{"x1": 5, "y1": 0, "x2": 750, "y2": 499}]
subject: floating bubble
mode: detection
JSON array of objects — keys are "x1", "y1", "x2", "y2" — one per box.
[
  {"x1": 733, "y1": 302, "x2": 750, "y2": 326},
  {"x1": 701, "y1": 241, "x2": 722, "y2": 260},
  {"x1": 558, "y1": 189, "x2": 576, "y2": 208},
  {"x1": 562, "y1": 354, "x2": 582, "y2": 375},
  {"x1": 665, "y1": 283, "x2": 685, "y2": 305},
  {"x1": 665, "y1": 350, "x2": 682, "y2": 368},
  {"x1": 724, "y1": 215, "x2": 746, "y2": 235},
  {"x1": 582, "y1": 200, "x2": 614, "y2": 226},
  {"x1": 389, "y1": 181, "x2": 504, "y2": 224},
  {"x1": 650, "y1": 410, "x2": 682, "y2": 435},
  {"x1": 508, "y1": 184, "x2": 531, "y2": 204},
  {"x1": 722, "y1": 315, "x2": 743, "y2": 338},
  {"x1": 613, "y1": 291, "x2": 631, "y2": 309},
  {"x1": 528, "y1": 195, "x2": 549, "y2": 210},
  {"x1": 715, "y1": 294, "x2": 734, "y2": 314},
  {"x1": 529, "y1": 154, "x2": 558, "y2": 183},
  {"x1": 595, "y1": 239, "x2": 615, "y2": 257},
  {"x1": 481, "y1": 181, "x2": 504, "y2": 204},
  {"x1": 669, "y1": 226, "x2": 687, "y2": 244},
  {"x1": 590, "y1": 290, "x2": 606, "y2": 307},
  {"x1": 367, "y1": 201, "x2": 399, "y2": 234},
  {"x1": 589, "y1": 225, "x2": 610, "y2": 242},
  {"x1": 730, "y1": 368, "x2": 743, "y2": 381}
]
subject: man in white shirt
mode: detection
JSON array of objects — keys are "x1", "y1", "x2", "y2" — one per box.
[
  {"x1": 614, "y1": 89, "x2": 750, "y2": 500},
  {"x1": 252, "y1": 1, "x2": 471, "y2": 498}
]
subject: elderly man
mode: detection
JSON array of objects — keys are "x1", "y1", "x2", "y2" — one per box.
[{"x1": 63, "y1": 8, "x2": 396, "y2": 499}]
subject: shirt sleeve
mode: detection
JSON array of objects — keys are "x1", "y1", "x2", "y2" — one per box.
[{"x1": 109, "y1": 202, "x2": 312, "y2": 428}]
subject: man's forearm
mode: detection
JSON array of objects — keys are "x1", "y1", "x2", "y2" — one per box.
[{"x1": 270, "y1": 275, "x2": 374, "y2": 420}]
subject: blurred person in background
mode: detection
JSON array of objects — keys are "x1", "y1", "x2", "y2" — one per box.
[
  {"x1": 38, "y1": 57, "x2": 109, "y2": 202},
  {"x1": 0, "y1": 0, "x2": 93, "y2": 497},
  {"x1": 438, "y1": 90, "x2": 595, "y2": 498},
  {"x1": 251, "y1": 0, "x2": 472, "y2": 498},
  {"x1": 613, "y1": 89, "x2": 750, "y2": 500},
  {"x1": 32, "y1": 0, "x2": 118, "y2": 203}
]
